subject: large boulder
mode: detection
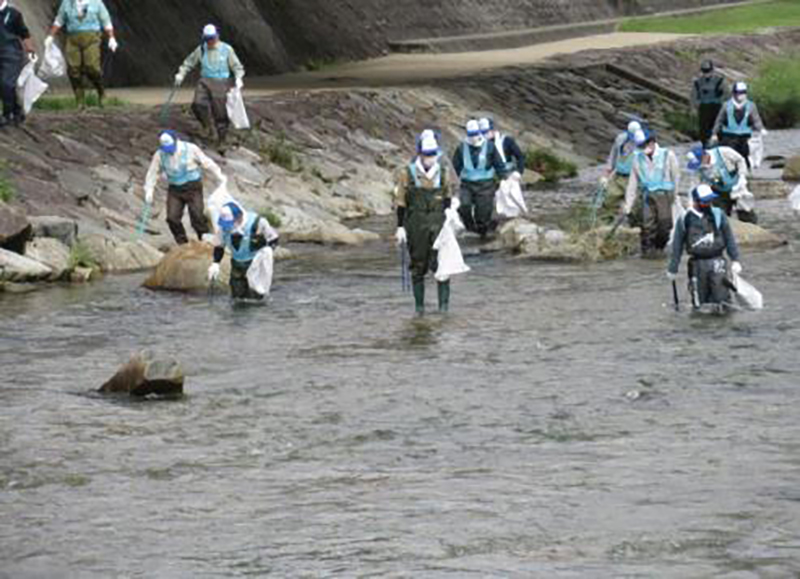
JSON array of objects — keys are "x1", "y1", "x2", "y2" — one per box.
[
  {"x1": 782, "y1": 156, "x2": 800, "y2": 182},
  {"x1": 144, "y1": 241, "x2": 231, "y2": 292},
  {"x1": 29, "y1": 216, "x2": 79, "y2": 247},
  {"x1": 24, "y1": 238, "x2": 72, "y2": 280},
  {"x1": 99, "y1": 351, "x2": 184, "y2": 397},
  {"x1": 731, "y1": 219, "x2": 787, "y2": 250},
  {"x1": 0, "y1": 205, "x2": 31, "y2": 254},
  {"x1": 82, "y1": 234, "x2": 164, "y2": 272},
  {"x1": 280, "y1": 206, "x2": 380, "y2": 245},
  {"x1": 0, "y1": 247, "x2": 52, "y2": 282}
]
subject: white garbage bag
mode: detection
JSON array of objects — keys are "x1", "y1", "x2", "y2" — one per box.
[
  {"x1": 246, "y1": 247, "x2": 274, "y2": 296},
  {"x1": 789, "y1": 185, "x2": 800, "y2": 213},
  {"x1": 206, "y1": 183, "x2": 240, "y2": 234},
  {"x1": 731, "y1": 174, "x2": 756, "y2": 213},
  {"x1": 495, "y1": 177, "x2": 527, "y2": 218},
  {"x1": 433, "y1": 200, "x2": 470, "y2": 282},
  {"x1": 226, "y1": 88, "x2": 250, "y2": 130},
  {"x1": 667, "y1": 194, "x2": 688, "y2": 251},
  {"x1": 731, "y1": 272, "x2": 763, "y2": 311},
  {"x1": 748, "y1": 135, "x2": 764, "y2": 170},
  {"x1": 16, "y1": 62, "x2": 49, "y2": 115},
  {"x1": 38, "y1": 42, "x2": 66, "y2": 79}
]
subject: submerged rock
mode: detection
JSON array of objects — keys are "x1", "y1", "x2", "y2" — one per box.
[
  {"x1": 0, "y1": 247, "x2": 52, "y2": 282},
  {"x1": 99, "y1": 351, "x2": 184, "y2": 397}
]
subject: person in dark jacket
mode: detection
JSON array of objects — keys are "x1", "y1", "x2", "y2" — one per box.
[
  {"x1": 452, "y1": 119, "x2": 508, "y2": 238},
  {"x1": 691, "y1": 60, "x2": 726, "y2": 148},
  {"x1": 0, "y1": 0, "x2": 36, "y2": 126},
  {"x1": 668, "y1": 184, "x2": 742, "y2": 310},
  {"x1": 479, "y1": 117, "x2": 525, "y2": 176},
  {"x1": 711, "y1": 81, "x2": 767, "y2": 170}
]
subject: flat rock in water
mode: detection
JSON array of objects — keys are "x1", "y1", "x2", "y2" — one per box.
[
  {"x1": 99, "y1": 351, "x2": 184, "y2": 397},
  {"x1": 144, "y1": 241, "x2": 231, "y2": 292},
  {"x1": 0, "y1": 247, "x2": 52, "y2": 282},
  {"x1": 25, "y1": 238, "x2": 71, "y2": 280},
  {"x1": 782, "y1": 156, "x2": 800, "y2": 182},
  {"x1": 731, "y1": 219, "x2": 786, "y2": 250},
  {"x1": 29, "y1": 215, "x2": 79, "y2": 247},
  {"x1": 0, "y1": 205, "x2": 32, "y2": 253}
]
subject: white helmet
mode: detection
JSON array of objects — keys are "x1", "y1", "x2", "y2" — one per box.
[
  {"x1": 733, "y1": 81, "x2": 748, "y2": 94},
  {"x1": 203, "y1": 24, "x2": 219, "y2": 39},
  {"x1": 466, "y1": 119, "x2": 481, "y2": 137},
  {"x1": 419, "y1": 135, "x2": 439, "y2": 156},
  {"x1": 627, "y1": 121, "x2": 642, "y2": 134}
]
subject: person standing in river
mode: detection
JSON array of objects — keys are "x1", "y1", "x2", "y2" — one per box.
[
  {"x1": 711, "y1": 81, "x2": 767, "y2": 170},
  {"x1": 0, "y1": 0, "x2": 36, "y2": 126},
  {"x1": 601, "y1": 120, "x2": 641, "y2": 222},
  {"x1": 691, "y1": 60, "x2": 726, "y2": 148},
  {"x1": 46, "y1": 0, "x2": 118, "y2": 108},
  {"x1": 395, "y1": 133, "x2": 454, "y2": 315}
]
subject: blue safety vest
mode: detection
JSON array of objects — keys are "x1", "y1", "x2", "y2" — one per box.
[
  {"x1": 201, "y1": 42, "x2": 232, "y2": 79},
  {"x1": 615, "y1": 134, "x2": 636, "y2": 177},
  {"x1": 722, "y1": 100, "x2": 753, "y2": 136},
  {"x1": 706, "y1": 148, "x2": 739, "y2": 193},
  {"x1": 223, "y1": 213, "x2": 259, "y2": 263},
  {"x1": 160, "y1": 143, "x2": 202, "y2": 187},
  {"x1": 409, "y1": 161, "x2": 442, "y2": 188},
  {"x1": 636, "y1": 148, "x2": 675, "y2": 195},
  {"x1": 460, "y1": 141, "x2": 495, "y2": 182},
  {"x1": 58, "y1": 0, "x2": 111, "y2": 33}
]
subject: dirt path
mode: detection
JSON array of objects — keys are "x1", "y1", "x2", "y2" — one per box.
[{"x1": 97, "y1": 32, "x2": 684, "y2": 106}]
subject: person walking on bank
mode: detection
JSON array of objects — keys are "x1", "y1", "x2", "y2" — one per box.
[
  {"x1": 395, "y1": 133, "x2": 454, "y2": 315},
  {"x1": 46, "y1": 0, "x2": 117, "y2": 107},
  {"x1": 208, "y1": 202, "x2": 279, "y2": 300},
  {"x1": 668, "y1": 184, "x2": 742, "y2": 310},
  {"x1": 174, "y1": 24, "x2": 245, "y2": 147},
  {"x1": 691, "y1": 60, "x2": 726, "y2": 148},
  {"x1": 623, "y1": 130, "x2": 680, "y2": 257},
  {"x1": 711, "y1": 81, "x2": 767, "y2": 170},
  {"x1": 144, "y1": 131, "x2": 227, "y2": 245},
  {"x1": 600, "y1": 120, "x2": 641, "y2": 221},
  {"x1": 0, "y1": 0, "x2": 36, "y2": 126},
  {"x1": 452, "y1": 119, "x2": 508, "y2": 238}
]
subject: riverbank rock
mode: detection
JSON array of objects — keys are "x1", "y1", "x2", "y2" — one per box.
[
  {"x1": 0, "y1": 247, "x2": 52, "y2": 282},
  {"x1": 280, "y1": 207, "x2": 381, "y2": 245},
  {"x1": 731, "y1": 219, "x2": 787, "y2": 250},
  {"x1": 782, "y1": 156, "x2": 800, "y2": 182},
  {"x1": 0, "y1": 205, "x2": 31, "y2": 254},
  {"x1": 29, "y1": 216, "x2": 79, "y2": 247},
  {"x1": 24, "y1": 238, "x2": 71, "y2": 280},
  {"x1": 82, "y1": 234, "x2": 164, "y2": 272},
  {"x1": 99, "y1": 351, "x2": 184, "y2": 398},
  {"x1": 144, "y1": 241, "x2": 231, "y2": 292}
]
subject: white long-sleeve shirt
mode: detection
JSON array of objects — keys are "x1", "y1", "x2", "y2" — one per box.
[
  {"x1": 624, "y1": 145, "x2": 681, "y2": 214},
  {"x1": 144, "y1": 141, "x2": 225, "y2": 198}
]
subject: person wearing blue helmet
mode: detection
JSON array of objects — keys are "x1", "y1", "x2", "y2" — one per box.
[
  {"x1": 668, "y1": 184, "x2": 742, "y2": 310},
  {"x1": 452, "y1": 119, "x2": 508, "y2": 239},
  {"x1": 693, "y1": 144, "x2": 756, "y2": 223},
  {"x1": 143, "y1": 130, "x2": 227, "y2": 245},
  {"x1": 711, "y1": 81, "x2": 767, "y2": 170},
  {"x1": 623, "y1": 130, "x2": 681, "y2": 257},
  {"x1": 208, "y1": 201, "x2": 279, "y2": 300},
  {"x1": 600, "y1": 120, "x2": 642, "y2": 222}
]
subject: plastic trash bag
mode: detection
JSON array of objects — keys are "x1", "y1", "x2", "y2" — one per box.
[
  {"x1": 495, "y1": 177, "x2": 527, "y2": 218},
  {"x1": 16, "y1": 61, "x2": 48, "y2": 115},
  {"x1": 731, "y1": 272, "x2": 763, "y2": 310},
  {"x1": 667, "y1": 194, "x2": 688, "y2": 251},
  {"x1": 731, "y1": 174, "x2": 755, "y2": 213},
  {"x1": 748, "y1": 135, "x2": 764, "y2": 170},
  {"x1": 789, "y1": 185, "x2": 800, "y2": 213},
  {"x1": 39, "y1": 42, "x2": 66, "y2": 79},
  {"x1": 206, "y1": 183, "x2": 239, "y2": 234},
  {"x1": 433, "y1": 201, "x2": 470, "y2": 282},
  {"x1": 226, "y1": 88, "x2": 250, "y2": 130},
  {"x1": 246, "y1": 247, "x2": 274, "y2": 296}
]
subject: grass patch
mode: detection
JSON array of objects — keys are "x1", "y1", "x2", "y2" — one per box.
[
  {"x1": 261, "y1": 134, "x2": 302, "y2": 172},
  {"x1": 34, "y1": 94, "x2": 129, "y2": 111},
  {"x1": 525, "y1": 149, "x2": 578, "y2": 183},
  {"x1": 258, "y1": 207, "x2": 283, "y2": 229},
  {"x1": 304, "y1": 56, "x2": 338, "y2": 72},
  {"x1": 0, "y1": 161, "x2": 14, "y2": 203},
  {"x1": 750, "y1": 54, "x2": 800, "y2": 129},
  {"x1": 619, "y1": 0, "x2": 800, "y2": 34},
  {"x1": 665, "y1": 109, "x2": 700, "y2": 140},
  {"x1": 68, "y1": 241, "x2": 98, "y2": 270}
]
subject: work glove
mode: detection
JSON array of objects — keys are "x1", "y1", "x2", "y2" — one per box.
[
  {"x1": 174, "y1": 73, "x2": 185, "y2": 87},
  {"x1": 666, "y1": 271, "x2": 677, "y2": 282},
  {"x1": 395, "y1": 227, "x2": 407, "y2": 246},
  {"x1": 207, "y1": 262, "x2": 221, "y2": 282},
  {"x1": 268, "y1": 236, "x2": 280, "y2": 249},
  {"x1": 709, "y1": 135, "x2": 719, "y2": 146},
  {"x1": 235, "y1": 77, "x2": 244, "y2": 91},
  {"x1": 510, "y1": 171, "x2": 522, "y2": 182},
  {"x1": 108, "y1": 37, "x2": 118, "y2": 53},
  {"x1": 144, "y1": 189, "x2": 154, "y2": 205},
  {"x1": 444, "y1": 207, "x2": 459, "y2": 224},
  {"x1": 44, "y1": 36, "x2": 54, "y2": 49},
  {"x1": 599, "y1": 175, "x2": 609, "y2": 187},
  {"x1": 761, "y1": 129, "x2": 769, "y2": 137},
  {"x1": 28, "y1": 52, "x2": 38, "y2": 63},
  {"x1": 731, "y1": 261, "x2": 743, "y2": 275}
]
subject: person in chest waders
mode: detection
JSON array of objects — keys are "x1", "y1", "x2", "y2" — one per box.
[
  {"x1": 623, "y1": 130, "x2": 681, "y2": 257},
  {"x1": 0, "y1": 0, "x2": 35, "y2": 127},
  {"x1": 692, "y1": 60, "x2": 726, "y2": 148},
  {"x1": 696, "y1": 145, "x2": 757, "y2": 224},
  {"x1": 208, "y1": 202, "x2": 279, "y2": 301},
  {"x1": 600, "y1": 120, "x2": 641, "y2": 222},
  {"x1": 46, "y1": 0, "x2": 118, "y2": 108},
  {"x1": 395, "y1": 133, "x2": 453, "y2": 315},
  {"x1": 668, "y1": 184, "x2": 742, "y2": 311},
  {"x1": 174, "y1": 24, "x2": 245, "y2": 148},
  {"x1": 452, "y1": 119, "x2": 508, "y2": 239},
  {"x1": 711, "y1": 81, "x2": 767, "y2": 170}
]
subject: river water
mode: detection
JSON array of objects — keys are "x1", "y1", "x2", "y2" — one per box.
[{"x1": 2, "y1": 155, "x2": 800, "y2": 577}]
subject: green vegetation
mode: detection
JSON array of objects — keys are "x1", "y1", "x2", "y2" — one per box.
[
  {"x1": 34, "y1": 94, "x2": 129, "y2": 111},
  {"x1": 258, "y1": 207, "x2": 283, "y2": 229},
  {"x1": 525, "y1": 149, "x2": 578, "y2": 183},
  {"x1": 304, "y1": 56, "x2": 338, "y2": 72},
  {"x1": 665, "y1": 109, "x2": 700, "y2": 140},
  {"x1": 261, "y1": 134, "x2": 302, "y2": 172},
  {"x1": 750, "y1": 54, "x2": 800, "y2": 129},
  {"x1": 0, "y1": 161, "x2": 14, "y2": 203},
  {"x1": 68, "y1": 241, "x2": 98, "y2": 270},
  {"x1": 619, "y1": 1, "x2": 800, "y2": 34}
]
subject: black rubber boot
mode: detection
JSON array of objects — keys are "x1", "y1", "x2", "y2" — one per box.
[
  {"x1": 437, "y1": 281, "x2": 450, "y2": 313},
  {"x1": 413, "y1": 281, "x2": 425, "y2": 315}
]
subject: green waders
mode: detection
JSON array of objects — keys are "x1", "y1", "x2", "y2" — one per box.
[{"x1": 405, "y1": 171, "x2": 448, "y2": 315}]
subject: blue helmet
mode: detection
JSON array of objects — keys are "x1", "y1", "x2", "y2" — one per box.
[
  {"x1": 159, "y1": 130, "x2": 178, "y2": 155},
  {"x1": 478, "y1": 117, "x2": 494, "y2": 134},
  {"x1": 687, "y1": 145, "x2": 705, "y2": 171},
  {"x1": 218, "y1": 202, "x2": 243, "y2": 232}
]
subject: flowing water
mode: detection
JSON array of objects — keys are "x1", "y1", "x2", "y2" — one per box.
[{"x1": 2, "y1": 158, "x2": 800, "y2": 577}]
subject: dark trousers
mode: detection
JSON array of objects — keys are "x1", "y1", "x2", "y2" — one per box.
[
  {"x1": 711, "y1": 186, "x2": 758, "y2": 224},
  {"x1": 230, "y1": 259, "x2": 262, "y2": 300},
  {"x1": 632, "y1": 192, "x2": 674, "y2": 256},
  {"x1": 407, "y1": 222, "x2": 442, "y2": 284},
  {"x1": 689, "y1": 257, "x2": 731, "y2": 307},
  {"x1": 166, "y1": 180, "x2": 209, "y2": 244},
  {"x1": 720, "y1": 134, "x2": 751, "y2": 170},
  {"x1": 0, "y1": 45, "x2": 23, "y2": 119},
  {"x1": 459, "y1": 180, "x2": 496, "y2": 236},
  {"x1": 192, "y1": 78, "x2": 230, "y2": 140},
  {"x1": 698, "y1": 103, "x2": 721, "y2": 147}
]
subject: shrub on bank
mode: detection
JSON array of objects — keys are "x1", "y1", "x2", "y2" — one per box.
[
  {"x1": 34, "y1": 94, "x2": 129, "y2": 111},
  {"x1": 525, "y1": 149, "x2": 578, "y2": 183},
  {"x1": 750, "y1": 55, "x2": 800, "y2": 129}
]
